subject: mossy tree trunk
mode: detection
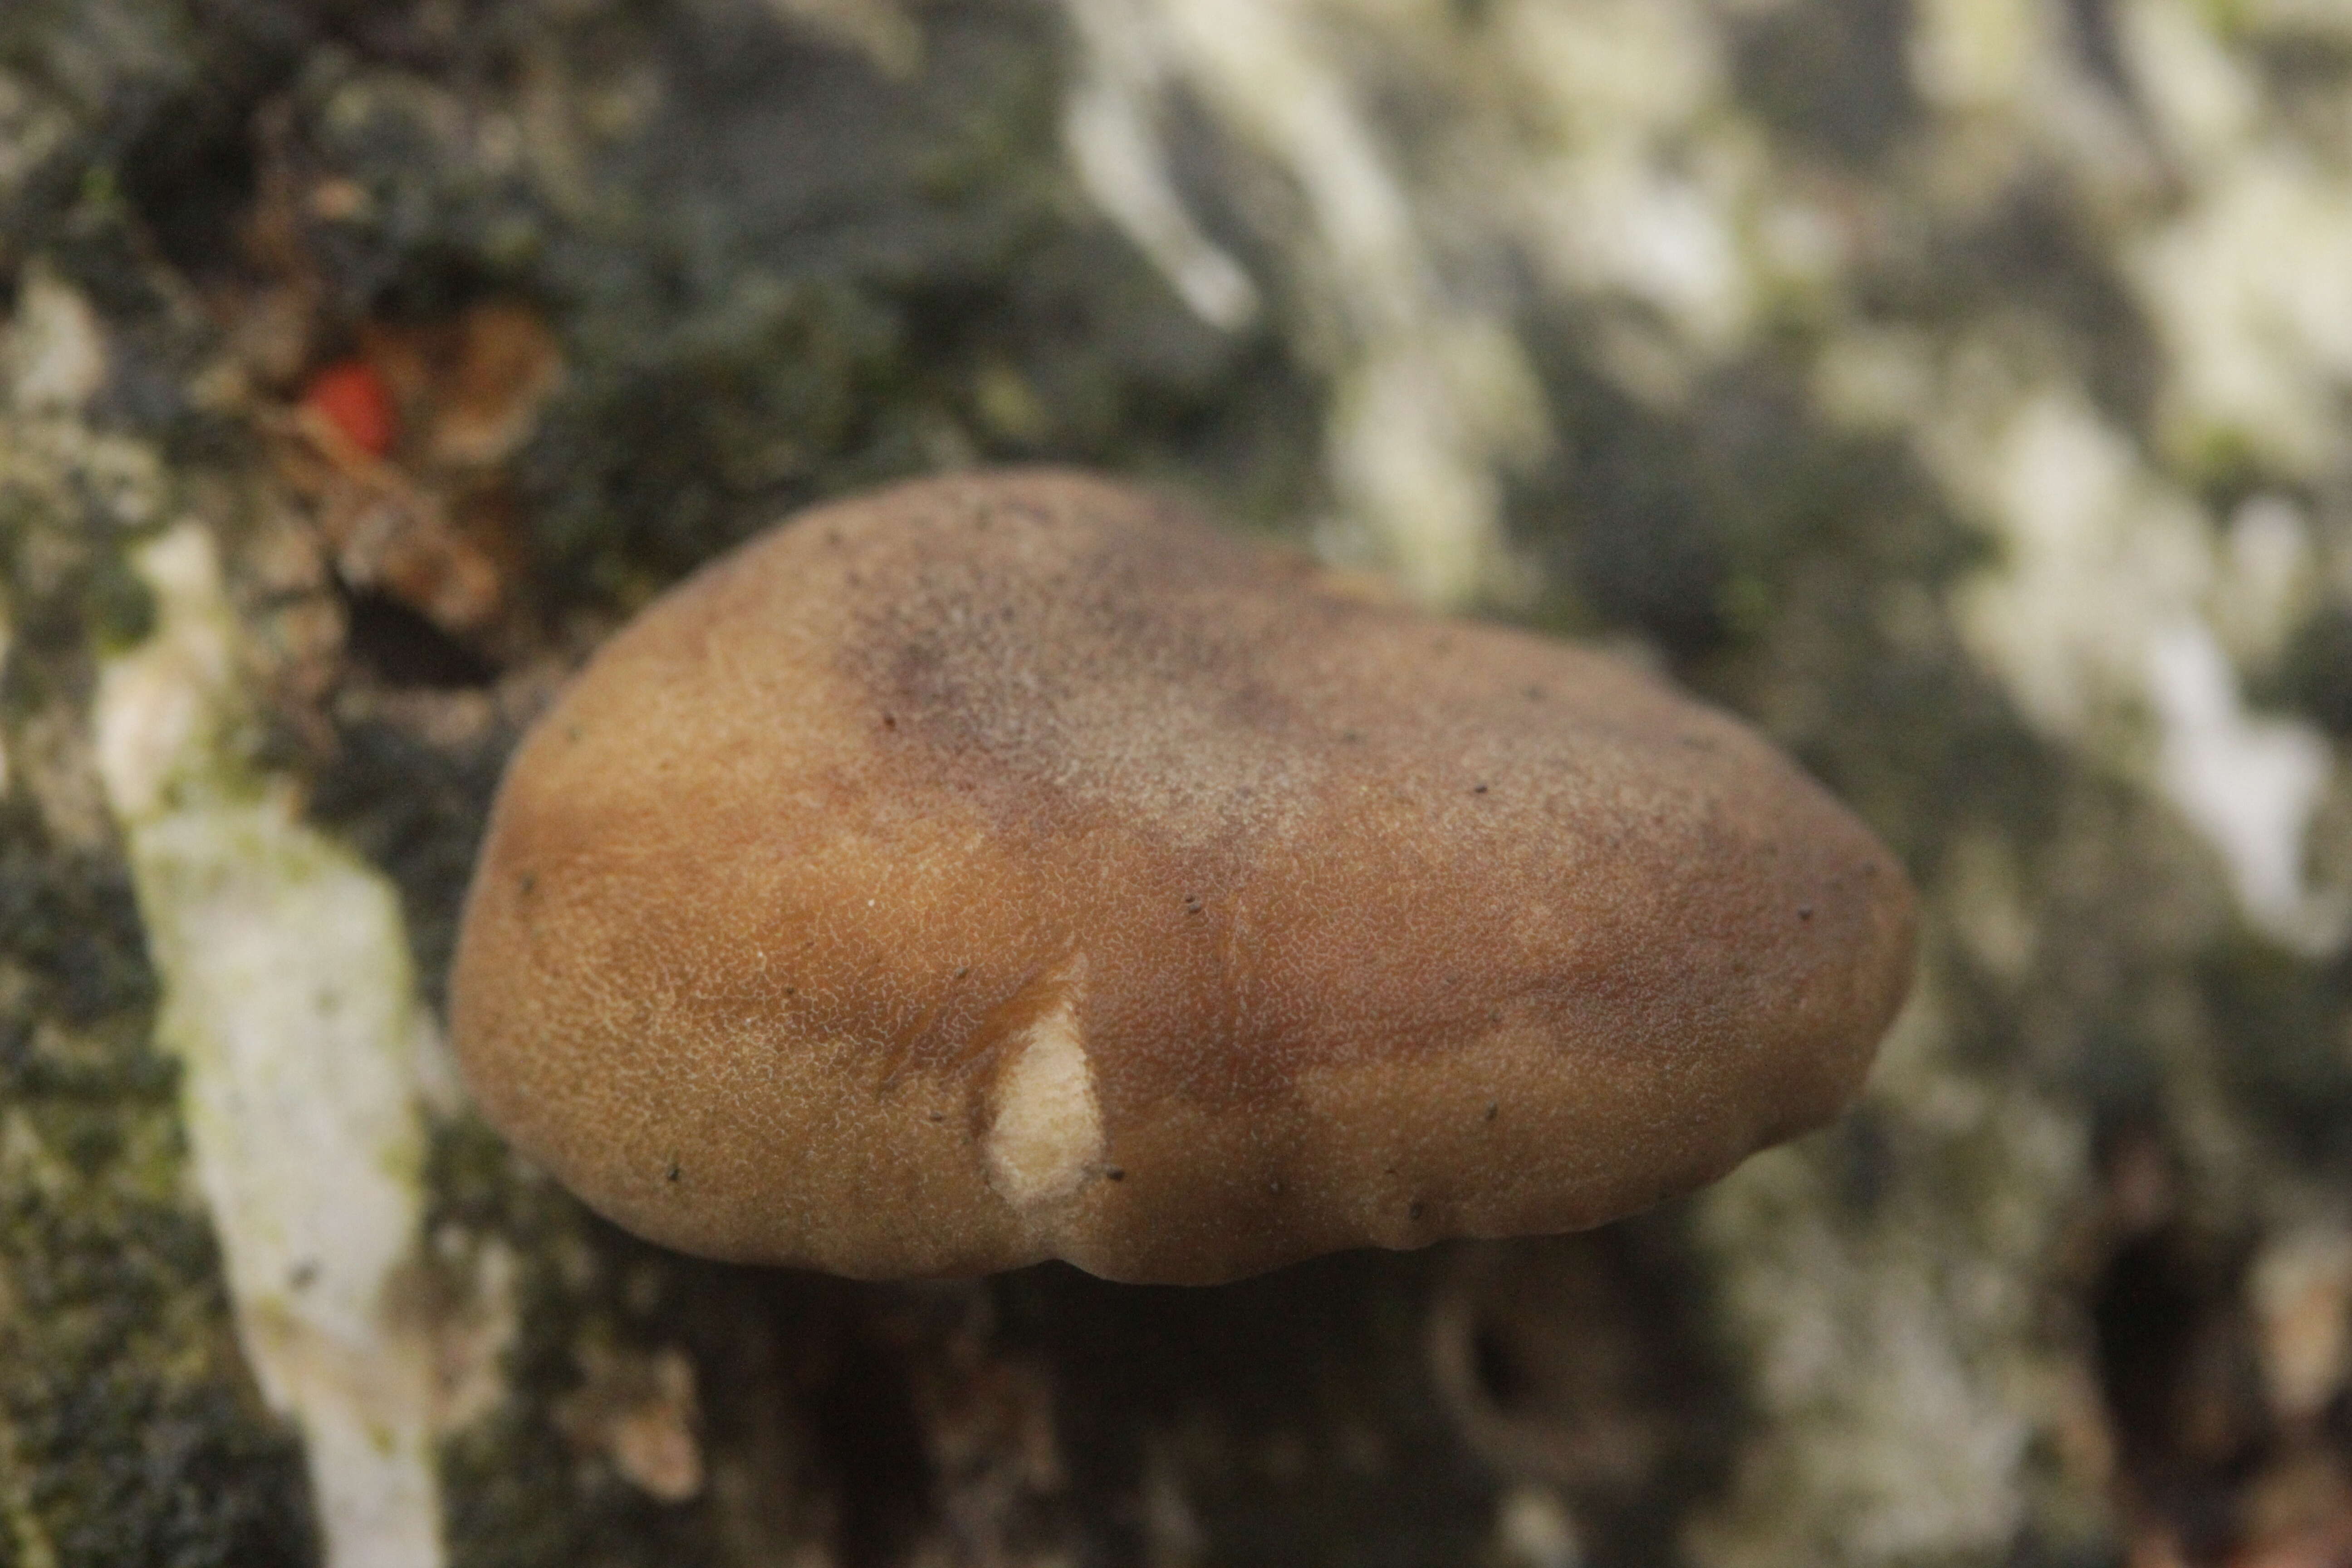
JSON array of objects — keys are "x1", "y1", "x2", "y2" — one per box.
[{"x1": 9, "y1": 2, "x2": 2352, "y2": 1566}]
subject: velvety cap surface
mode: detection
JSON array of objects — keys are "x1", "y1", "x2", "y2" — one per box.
[{"x1": 450, "y1": 469, "x2": 1916, "y2": 1284}]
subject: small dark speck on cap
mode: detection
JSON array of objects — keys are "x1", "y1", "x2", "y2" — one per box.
[
  {"x1": 929, "y1": 1112, "x2": 945, "y2": 1122},
  {"x1": 1340, "y1": 729, "x2": 1363, "y2": 743},
  {"x1": 954, "y1": 965, "x2": 970, "y2": 979},
  {"x1": 518, "y1": 872, "x2": 535, "y2": 895},
  {"x1": 882, "y1": 713, "x2": 897, "y2": 729},
  {"x1": 1798, "y1": 906, "x2": 1815, "y2": 921},
  {"x1": 665, "y1": 1160, "x2": 681, "y2": 1183},
  {"x1": 1524, "y1": 684, "x2": 1545, "y2": 701},
  {"x1": 1472, "y1": 784, "x2": 1489, "y2": 795},
  {"x1": 1484, "y1": 1101, "x2": 1498, "y2": 1122},
  {"x1": 1408, "y1": 1200, "x2": 1426, "y2": 1220},
  {"x1": 1105, "y1": 1166, "x2": 1125, "y2": 1181},
  {"x1": 564, "y1": 725, "x2": 582, "y2": 743}
]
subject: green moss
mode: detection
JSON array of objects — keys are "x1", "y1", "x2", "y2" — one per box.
[
  {"x1": 261, "y1": 0, "x2": 1321, "y2": 609},
  {"x1": 0, "y1": 0, "x2": 317, "y2": 284},
  {"x1": 304, "y1": 719, "x2": 508, "y2": 1010},
  {"x1": 2269, "y1": 603, "x2": 2352, "y2": 739},
  {"x1": 424, "y1": 1115, "x2": 1529, "y2": 1568},
  {"x1": 2200, "y1": 936, "x2": 2352, "y2": 1169},
  {"x1": 76, "y1": 550, "x2": 154, "y2": 655},
  {"x1": 0, "y1": 798, "x2": 317, "y2": 1568},
  {"x1": 1728, "y1": 0, "x2": 1918, "y2": 167},
  {"x1": 426, "y1": 1118, "x2": 736, "y2": 1568},
  {"x1": 0, "y1": 218, "x2": 315, "y2": 1563},
  {"x1": 1005, "y1": 1256, "x2": 1499, "y2": 1568}
]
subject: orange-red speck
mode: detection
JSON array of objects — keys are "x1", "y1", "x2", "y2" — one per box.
[{"x1": 304, "y1": 358, "x2": 398, "y2": 457}]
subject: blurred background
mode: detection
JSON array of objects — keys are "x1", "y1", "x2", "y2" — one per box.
[{"x1": 5, "y1": 0, "x2": 2352, "y2": 1563}]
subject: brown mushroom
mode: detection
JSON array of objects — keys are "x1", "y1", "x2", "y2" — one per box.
[{"x1": 449, "y1": 468, "x2": 1915, "y2": 1284}]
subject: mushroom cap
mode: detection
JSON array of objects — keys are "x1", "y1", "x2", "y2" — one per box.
[{"x1": 450, "y1": 469, "x2": 1916, "y2": 1284}]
